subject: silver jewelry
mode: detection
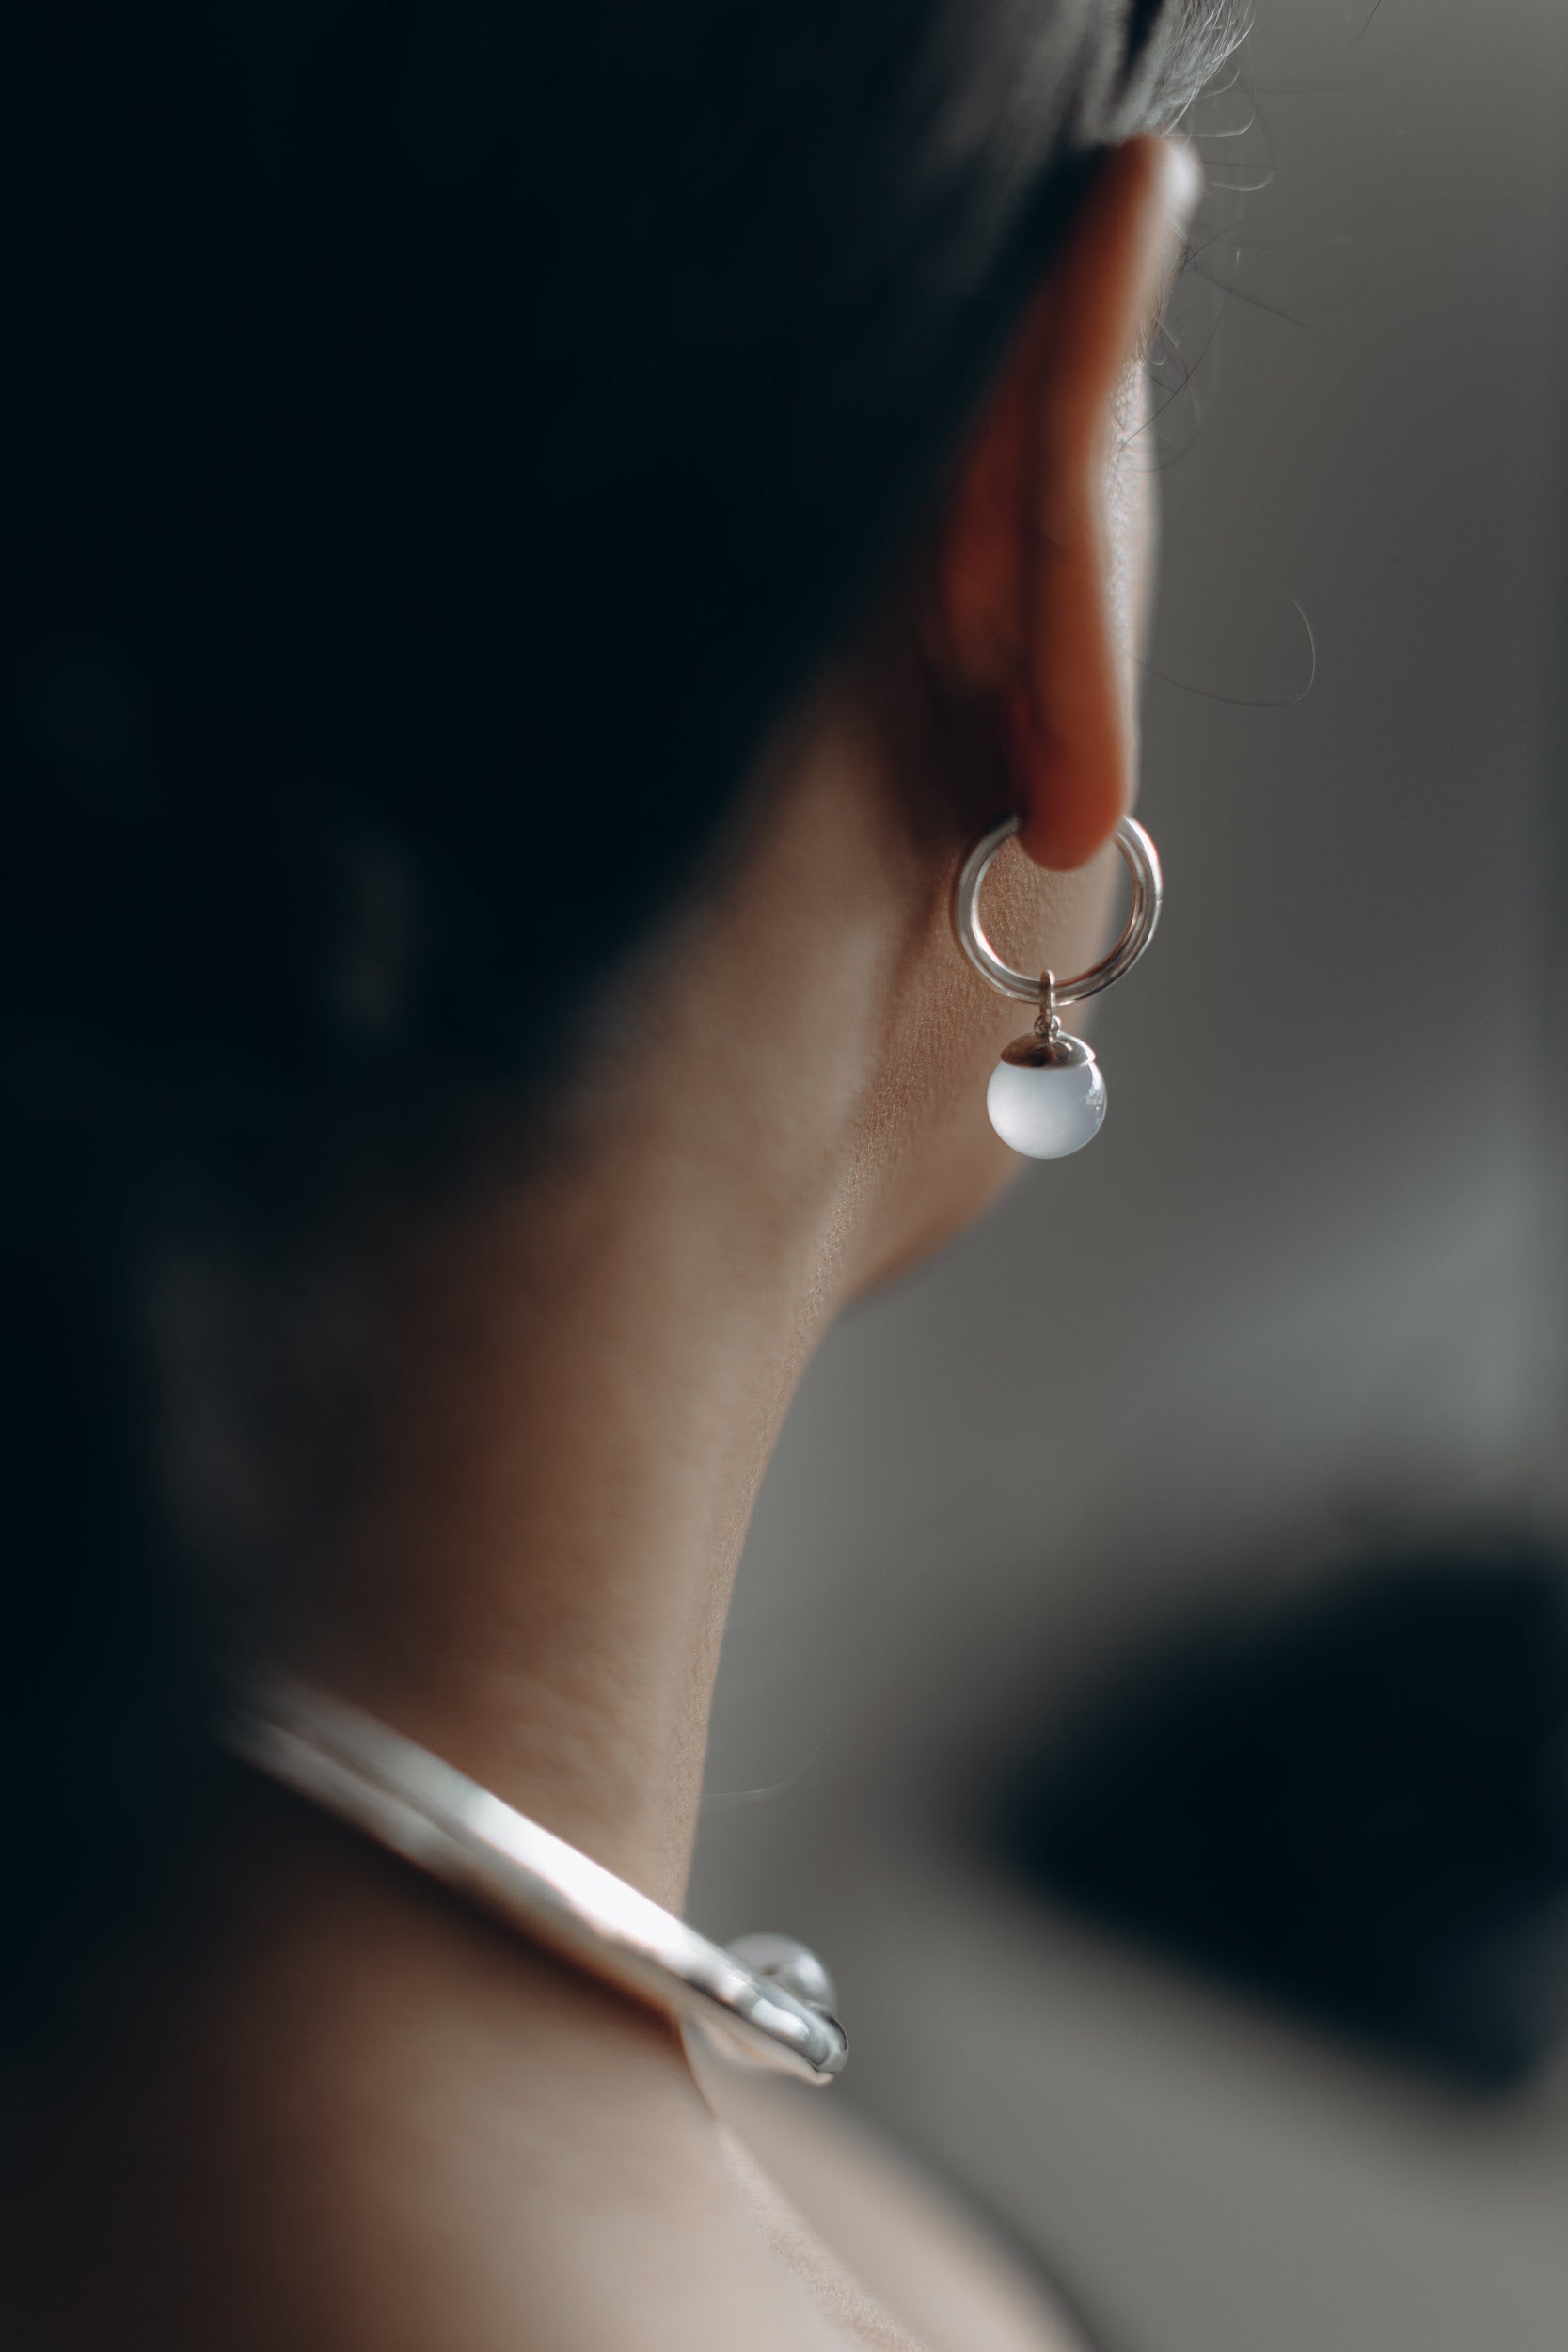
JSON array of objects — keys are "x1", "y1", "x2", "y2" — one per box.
[
  {"x1": 224, "y1": 1676, "x2": 847, "y2": 2085},
  {"x1": 953, "y1": 812, "x2": 1163, "y2": 1159}
]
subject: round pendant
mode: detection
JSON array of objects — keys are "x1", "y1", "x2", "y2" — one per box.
[
  {"x1": 986, "y1": 1030, "x2": 1107, "y2": 1160},
  {"x1": 725, "y1": 1931, "x2": 839, "y2": 2017}
]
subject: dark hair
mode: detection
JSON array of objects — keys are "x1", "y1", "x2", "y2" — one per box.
[{"x1": 1, "y1": 0, "x2": 1239, "y2": 2036}]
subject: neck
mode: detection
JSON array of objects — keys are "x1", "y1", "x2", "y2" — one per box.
[
  {"x1": 290, "y1": 723, "x2": 916, "y2": 1910},
  {"x1": 307, "y1": 1155, "x2": 843, "y2": 1909}
]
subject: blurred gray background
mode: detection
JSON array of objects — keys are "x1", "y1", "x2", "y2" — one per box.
[{"x1": 692, "y1": 4, "x2": 1568, "y2": 2348}]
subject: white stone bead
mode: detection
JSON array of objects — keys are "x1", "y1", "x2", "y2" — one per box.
[{"x1": 987, "y1": 1042, "x2": 1107, "y2": 1159}]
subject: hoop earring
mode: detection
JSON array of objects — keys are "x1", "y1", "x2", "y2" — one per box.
[{"x1": 953, "y1": 813, "x2": 1164, "y2": 1159}]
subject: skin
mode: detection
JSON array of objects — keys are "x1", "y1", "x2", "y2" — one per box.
[{"x1": 8, "y1": 135, "x2": 1201, "y2": 2352}]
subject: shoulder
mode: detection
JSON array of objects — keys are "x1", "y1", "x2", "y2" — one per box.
[{"x1": 700, "y1": 2053, "x2": 1097, "y2": 2352}]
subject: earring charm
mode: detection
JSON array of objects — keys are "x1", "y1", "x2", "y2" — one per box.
[{"x1": 953, "y1": 813, "x2": 1163, "y2": 1159}]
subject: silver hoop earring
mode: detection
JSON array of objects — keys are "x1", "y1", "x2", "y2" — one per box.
[{"x1": 953, "y1": 813, "x2": 1164, "y2": 1159}]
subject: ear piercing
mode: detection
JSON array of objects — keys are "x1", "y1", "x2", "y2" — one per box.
[{"x1": 953, "y1": 813, "x2": 1163, "y2": 1159}]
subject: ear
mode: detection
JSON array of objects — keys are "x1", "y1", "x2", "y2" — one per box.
[{"x1": 934, "y1": 136, "x2": 1203, "y2": 870}]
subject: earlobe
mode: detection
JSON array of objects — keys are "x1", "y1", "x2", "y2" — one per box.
[{"x1": 933, "y1": 136, "x2": 1202, "y2": 873}]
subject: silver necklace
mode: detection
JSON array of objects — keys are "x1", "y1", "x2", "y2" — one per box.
[{"x1": 225, "y1": 1675, "x2": 847, "y2": 2085}]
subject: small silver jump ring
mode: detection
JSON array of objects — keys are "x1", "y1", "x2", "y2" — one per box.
[
  {"x1": 1035, "y1": 971, "x2": 1061, "y2": 1041},
  {"x1": 953, "y1": 813, "x2": 1164, "y2": 1009}
]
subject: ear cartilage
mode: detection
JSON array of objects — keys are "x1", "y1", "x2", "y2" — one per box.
[{"x1": 953, "y1": 815, "x2": 1162, "y2": 1161}]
